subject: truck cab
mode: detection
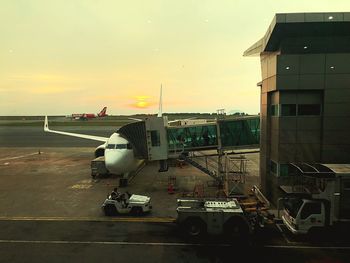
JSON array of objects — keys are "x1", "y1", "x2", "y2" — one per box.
[{"x1": 282, "y1": 198, "x2": 325, "y2": 234}]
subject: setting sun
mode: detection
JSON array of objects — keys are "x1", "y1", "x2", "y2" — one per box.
[
  {"x1": 136, "y1": 101, "x2": 148, "y2": 108},
  {"x1": 129, "y1": 95, "x2": 156, "y2": 109}
]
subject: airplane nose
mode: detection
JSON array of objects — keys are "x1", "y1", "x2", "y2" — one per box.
[
  {"x1": 105, "y1": 152, "x2": 118, "y2": 173},
  {"x1": 105, "y1": 150, "x2": 125, "y2": 174}
]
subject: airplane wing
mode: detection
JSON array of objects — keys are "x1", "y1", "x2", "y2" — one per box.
[{"x1": 44, "y1": 116, "x2": 109, "y2": 142}]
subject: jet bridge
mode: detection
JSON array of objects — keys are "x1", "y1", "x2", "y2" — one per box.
[
  {"x1": 118, "y1": 115, "x2": 260, "y2": 188},
  {"x1": 118, "y1": 115, "x2": 260, "y2": 160},
  {"x1": 167, "y1": 116, "x2": 260, "y2": 154}
]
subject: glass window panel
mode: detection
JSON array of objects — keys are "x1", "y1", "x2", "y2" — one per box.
[
  {"x1": 298, "y1": 104, "x2": 321, "y2": 116},
  {"x1": 270, "y1": 160, "x2": 277, "y2": 175},
  {"x1": 167, "y1": 117, "x2": 259, "y2": 150},
  {"x1": 167, "y1": 125, "x2": 218, "y2": 150},
  {"x1": 270, "y1": 104, "x2": 279, "y2": 116},
  {"x1": 281, "y1": 104, "x2": 297, "y2": 116},
  {"x1": 219, "y1": 118, "x2": 260, "y2": 147},
  {"x1": 343, "y1": 182, "x2": 350, "y2": 190},
  {"x1": 280, "y1": 164, "x2": 290, "y2": 176},
  {"x1": 151, "y1": 130, "x2": 160, "y2": 147},
  {"x1": 300, "y1": 202, "x2": 321, "y2": 219}
]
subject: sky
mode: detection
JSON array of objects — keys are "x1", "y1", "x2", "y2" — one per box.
[{"x1": 1, "y1": 0, "x2": 350, "y2": 116}]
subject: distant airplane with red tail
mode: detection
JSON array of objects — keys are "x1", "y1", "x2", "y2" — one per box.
[{"x1": 70, "y1": 107, "x2": 108, "y2": 120}]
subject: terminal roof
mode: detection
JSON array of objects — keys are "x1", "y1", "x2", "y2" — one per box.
[
  {"x1": 290, "y1": 163, "x2": 335, "y2": 178},
  {"x1": 244, "y1": 12, "x2": 350, "y2": 56}
]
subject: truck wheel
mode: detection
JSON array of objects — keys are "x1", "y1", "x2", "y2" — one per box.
[
  {"x1": 183, "y1": 218, "x2": 206, "y2": 237},
  {"x1": 131, "y1": 206, "x2": 143, "y2": 216},
  {"x1": 308, "y1": 226, "x2": 322, "y2": 238},
  {"x1": 224, "y1": 217, "x2": 249, "y2": 239},
  {"x1": 104, "y1": 204, "x2": 117, "y2": 216}
]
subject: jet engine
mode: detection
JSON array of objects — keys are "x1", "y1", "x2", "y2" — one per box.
[{"x1": 94, "y1": 143, "x2": 106, "y2": 157}]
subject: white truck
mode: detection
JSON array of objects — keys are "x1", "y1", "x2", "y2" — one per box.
[
  {"x1": 176, "y1": 187, "x2": 270, "y2": 238},
  {"x1": 102, "y1": 191, "x2": 152, "y2": 216},
  {"x1": 282, "y1": 164, "x2": 350, "y2": 235}
]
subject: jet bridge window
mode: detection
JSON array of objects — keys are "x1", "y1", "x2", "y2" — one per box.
[
  {"x1": 151, "y1": 130, "x2": 160, "y2": 147},
  {"x1": 167, "y1": 125, "x2": 218, "y2": 150}
]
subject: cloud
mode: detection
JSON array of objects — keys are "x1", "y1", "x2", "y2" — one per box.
[
  {"x1": 135, "y1": 95, "x2": 151, "y2": 100},
  {"x1": 8, "y1": 74, "x2": 67, "y2": 81},
  {"x1": 30, "y1": 86, "x2": 68, "y2": 94}
]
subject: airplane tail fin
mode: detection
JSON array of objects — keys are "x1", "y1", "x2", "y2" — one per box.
[
  {"x1": 44, "y1": 116, "x2": 50, "y2": 132},
  {"x1": 157, "y1": 85, "x2": 162, "y2": 117},
  {"x1": 98, "y1": 107, "x2": 107, "y2": 117}
]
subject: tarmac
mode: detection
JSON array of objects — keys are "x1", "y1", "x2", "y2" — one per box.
[
  {"x1": 1, "y1": 124, "x2": 349, "y2": 262},
  {"x1": 0, "y1": 124, "x2": 261, "y2": 219},
  {"x1": 0, "y1": 126, "x2": 116, "y2": 147},
  {"x1": 0, "y1": 146, "x2": 259, "y2": 219}
]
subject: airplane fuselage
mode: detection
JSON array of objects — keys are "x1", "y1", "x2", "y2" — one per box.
[
  {"x1": 72, "y1": 113, "x2": 96, "y2": 120},
  {"x1": 71, "y1": 107, "x2": 108, "y2": 120}
]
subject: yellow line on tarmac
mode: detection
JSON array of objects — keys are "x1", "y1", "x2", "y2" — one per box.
[
  {"x1": 0, "y1": 152, "x2": 42, "y2": 161},
  {"x1": 0, "y1": 216, "x2": 176, "y2": 223}
]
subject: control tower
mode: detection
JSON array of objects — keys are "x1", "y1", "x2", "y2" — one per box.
[{"x1": 244, "y1": 13, "x2": 350, "y2": 203}]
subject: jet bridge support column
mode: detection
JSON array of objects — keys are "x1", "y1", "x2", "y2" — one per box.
[{"x1": 216, "y1": 120, "x2": 224, "y2": 183}]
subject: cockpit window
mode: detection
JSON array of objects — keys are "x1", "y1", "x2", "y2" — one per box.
[{"x1": 107, "y1": 144, "x2": 131, "y2": 150}]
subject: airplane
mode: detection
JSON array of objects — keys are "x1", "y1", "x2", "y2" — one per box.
[
  {"x1": 70, "y1": 106, "x2": 108, "y2": 120},
  {"x1": 44, "y1": 86, "x2": 206, "y2": 185},
  {"x1": 44, "y1": 90, "x2": 165, "y2": 185},
  {"x1": 44, "y1": 115, "x2": 143, "y2": 184}
]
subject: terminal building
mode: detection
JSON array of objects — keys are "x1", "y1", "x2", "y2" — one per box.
[{"x1": 244, "y1": 12, "x2": 350, "y2": 203}]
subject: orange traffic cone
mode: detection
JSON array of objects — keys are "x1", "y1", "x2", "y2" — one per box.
[{"x1": 168, "y1": 183, "x2": 175, "y2": 194}]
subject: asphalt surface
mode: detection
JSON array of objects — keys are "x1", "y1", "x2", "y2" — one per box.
[
  {"x1": 1, "y1": 124, "x2": 350, "y2": 262},
  {"x1": 0, "y1": 126, "x2": 117, "y2": 147},
  {"x1": 0, "y1": 220, "x2": 350, "y2": 263}
]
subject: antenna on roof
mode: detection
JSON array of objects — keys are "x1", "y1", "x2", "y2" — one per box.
[{"x1": 157, "y1": 84, "x2": 163, "y2": 117}]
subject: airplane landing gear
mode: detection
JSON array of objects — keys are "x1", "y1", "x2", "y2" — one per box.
[
  {"x1": 119, "y1": 173, "x2": 129, "y2": 187},
  {"x1": 119, "y1": 178, "x2": 128, "y2": 187}
]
